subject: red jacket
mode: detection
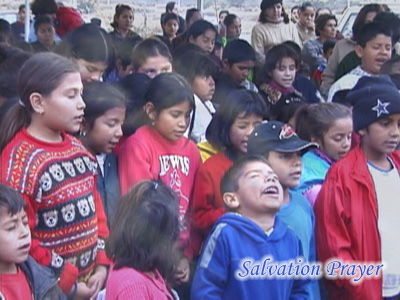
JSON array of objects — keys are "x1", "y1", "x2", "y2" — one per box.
[
  {"x1": 315, "y1": 145, "x2": 400, "y2": 300},
  {"x1": 56, "y1": 6, "x2": 83, "y2": 38},
  {"x1": 191, "y1": 152, "x2": 233, "y2": 237}
]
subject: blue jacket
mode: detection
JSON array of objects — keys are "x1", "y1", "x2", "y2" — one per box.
[
  {"x1": 96, "y1": 153, "x2": 120, "y2": 227},
  {"x1": 191, "y1": 213, "x2": 310, "y2": 300}
]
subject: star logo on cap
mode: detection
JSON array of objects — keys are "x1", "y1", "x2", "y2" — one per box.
[{"x1": 372, "y1": 99, "x2": 390, "y2": 117}]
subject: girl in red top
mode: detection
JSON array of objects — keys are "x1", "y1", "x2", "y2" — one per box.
[
  {"x1": 0, "y1": 52, "x2": 110, "y2": 299},
  {"x1": 191, "y1": 90, "x2": 266, "y2": 251},
  {"x1": 118, "y1": 73, "x2": 201, "y2": 287}
]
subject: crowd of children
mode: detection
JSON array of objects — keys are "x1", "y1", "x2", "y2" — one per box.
[{"x1": 1, "y1": 1, "x2": 400, "y2": 300}]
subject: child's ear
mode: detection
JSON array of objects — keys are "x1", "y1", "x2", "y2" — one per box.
[
  {"x1": 310, "y1": 136, "x2": 320, "y2": 145},
  {"x1": 354, "y1": 45, "x2": 363, "y2": 59},
  {"x1": 144, "y1": 102, "x2": 157, "y2": 124},
  {"x1": 29, "y1": 92, "x2": 45, "y2": 115},
  {"x1": 222, "y1": 59, "x2": 230, "y2": 70},
  {"x1": 223, "y1": 192, "x2": 240, "y2": 210},
  {"x1": 188, "y1": 36, "x2": 195, "y2": 43},
  {"x1": 358, "y1": 128, "x2": 366, "y2": 136}
]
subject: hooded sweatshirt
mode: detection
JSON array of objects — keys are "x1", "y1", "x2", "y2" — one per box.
[{"x1": 191, "y1": 213, "x2": 309, "y2": 300}]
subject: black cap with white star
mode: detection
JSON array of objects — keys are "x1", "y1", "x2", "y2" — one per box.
[{"x1": 345, "y1": 75, "x2": 400, "y2": 131}]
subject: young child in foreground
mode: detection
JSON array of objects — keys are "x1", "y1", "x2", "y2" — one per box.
[
  {"x1": 315, "y1": 75, "x2": 400, "y2": 300},
  {"x1": 0, "y1": 183, "x2": 66, "y2": 299},
  {"x1": 191, "y1": 155, "x2": 309, "y2": 300}
]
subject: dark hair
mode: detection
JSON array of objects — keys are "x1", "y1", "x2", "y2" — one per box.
[
  {"x1": 131, "y1": 37, "x2": 172, "y2": 71},
  {"x1": 0, "y1": 183, "x2": 26, "y2": 215},
  {"x1": 115, "y1": 36, "x2": 142, "y2": 69},
  {"x1": 295, "y1": 102, "x2": 352, "y2": 142},
  {"x1": 221, "y1": 154, "x2": 269, "y2": 195},
  {"x1": 223, "y1": 39, "x2": 255, "y2": 64},
  {"x1": 31, "y1": 0, "x2": 58, "y2": 16},
  {"x1": 223, "y1": 14, "x2": 239, "y2": 27},
  {"x1": 262, "y1": 43, "x2": 300, "y2": 83},
  {"x1": 187, "y1": 20, "x2": 217, "y2": 40},
  {"x1": 273, "y1": 97, "x2": 306, "y2": 124},
  {"x1": 0, "y1": 19, "x2": 12, "y2": 44},
  {"x1": 374, "y1": 12, "x2": 400, "y2": 44},
  {"x1": 162, "y1": 13, "x2": 180, "y2": 26},
  {"x1": 111, "y1": 4, "x2": 133, "y2": 29},
  {"x1": 173, "y1": 52, "x2": 217, "y2": 84},
  {"x1": 206, "y1": 90, "x2": 267, "y2": 151},
  {"x1": 315, "y1": 14, "x2": 337, "y2": 36},
  {"x1": 381, "y1": 56, "x2": 400, "y2": 75},
  {"x1": 0, "y1": 47, "x2": 31, "y2": 99},
  {"x1": 34, "y1": 15, "x2": 54, "y2": 33},
  {"x1": 118, "y1": 73, "x2": 152, "y2": 136},
  {"x1": 186, "y1": 8, "x2": 201, "y2": 24},
  {"x1": 299, "y1": 2, "x2": 314, "y2": 13},
  {"x1": 219, "y1": 10, "x2": 229, "y2": 18},
  {"x1": 352, "y1": 4, "x2": 387, "y2": 41},
  {"x1": 18, "y1": 4, "x2": 26, "y2": 12},
  {"x1": 172, "y1": 42, "x2": 206, "y2": 59},
  {"x1": 291, "y1": 5, "x2": 299, "y2": 13},
  {"x1": 55, "y1": 24, "x2": 113, "y2": 66},
  {"x1": 166, "y1": 1, "x2": 176, "y2": 12},
  {"x1": 82, "y1": 81, "x2": 127, "y2": 129},
  {"x1": 356, "y1": 22, "x2": 392, "y2": 47},
  {"x1": 106, "y1": 180, "x2": 180, "y2": 281},
  {"x1": 323, "y1": 39, "x2": 337, "y2": 54},
  {"x1": 145, "y1": 73, "x2": 195, "y2": 134},
  {"x1": 0, "y1": 52, "x2": 79, "y2": 152},
  {"x1": 259, "y1": 0, "x2": 289, "y2": 24}
]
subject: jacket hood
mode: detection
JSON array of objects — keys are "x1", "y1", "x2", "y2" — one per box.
[{"x1": 215, "y1": 212, "x2": 289, "y2": 244}]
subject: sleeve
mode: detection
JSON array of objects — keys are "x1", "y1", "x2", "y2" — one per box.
[
  {"x1": 191, "y1": 227, "x2": 230, "y2": 300},
  {"x1": 22, "y1": 193, "x2": 79, "y2": 294},
  {"x1": 92, "y1": 186, "x2": 111, "y2": 267},
  {"x1": 118, "y1": 137, "x2": 154, "y2": 195},
  {"x1": 314, "y1": 168, "x2": 363, "y2": 295},
  {"x1": 251, "y1": 24, "x2": 267, "y2": 67},
  {"x1": 320, "y1": 42, "x2": 340, "y2": 97},
  {"x1": 291, "y1": 24, "x2": 302, "y2": 49},
  {"x1": 191, "y1": 166, "x2": 225, "y2": 236}
]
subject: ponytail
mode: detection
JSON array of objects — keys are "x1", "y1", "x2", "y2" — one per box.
[
  {"x1": 0, "y1": 104, "x2": 31, "y2": 153},
  {"x1": 0, "y1": 52, "x2": 79, "y2": 153}
]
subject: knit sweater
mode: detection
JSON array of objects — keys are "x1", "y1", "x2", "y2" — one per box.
[
  {"x1": 251, "y1": 21, "x2": 301, "y2": 67},
  {"x1": 0, "y1": 129, "x2": 110, "y2": 294},
  {"x1": 106, "y1": 267, "x2": 173, "y2": 300}
]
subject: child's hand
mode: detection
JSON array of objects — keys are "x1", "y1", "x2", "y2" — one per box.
[
  {"x1": 175, "y1": 256, "x2": 190, "y2": 284},
  {"x1": 87, "y1": 265, "x2": 108, "y2": 300},
  {"x1": 74, "y1": 282, "x2": 96, "y2": 300}
]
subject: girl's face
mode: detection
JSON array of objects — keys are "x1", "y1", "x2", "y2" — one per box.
[
  {"x1": 40, "y1": 72, "x2": 85, "y2": 135},
  {"x1": 84, "y1": 107, "x2": 126, "y2": 154},
  {"x1": 153, "y1": 101, "x2": 192, "y2": 142},
  {"x1": 264, "y1": 3, "x2": 283, "y2": 21},
  {"x1": 226, "y1": 18, "x2": 241, "y2": 40},
  {"x1": 116, "y1": 9, "x2": 134, "y2": 32},
  {"x1": 229, "y1": 112, "x2": 263, "y2": 153},
  {"x1": 75, "y1": 59, "x2": 108, "y2": 83},
  {"x1": 189, "y1": 29, "x2": 216, "y2": 53},
  {"x1": 36, "y1": 23, "x2": 55, "y2": 48},
  {"x1": 314, "y1": 117, "x2": 353, "y2": 161},
  {"x1": 320, "y1": 19, "x2": 337, "y2": 40},
  {"x1": 270, "y1": 57, "x2": 297, "y2": 89},
  {"x1": 299, "y1": 7, "x2": 315, "y2": 29},
  {"x1": 192, "y1": 75, "x2": 215, "y2": 101},
  {"x1": 163, "y1": 19, "x2": 179, "y2": 39},
  {"x1": 136, "y1": 55, "x2": 172, "y2": 79}
]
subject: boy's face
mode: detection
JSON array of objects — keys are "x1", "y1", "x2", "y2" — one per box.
[
  {"x1": 359, "y1": 114, "x2": 400, "y2": 156},
  {"x1": 0, "y1": 207, "x2": 31, "y2": 273},
  {"x1": 223, "y1": 60, "x2": 255, "y2": 85},
  {"x1": 266, "y1": 150, "x2": 302, "y2": 188},
  {"x1": 192, "y1": 75, "x2": 215, "y2": 101},
  {"x1": 230, "y1": 161, "x2": 283, "y2": 216},
  {"x1": 355, "y1": 34, "x2": 392, "y2": 75}
]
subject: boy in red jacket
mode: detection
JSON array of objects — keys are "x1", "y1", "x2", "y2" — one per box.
[{"x1": 315, "y1": 75, "x2": 400, "y2": 300}]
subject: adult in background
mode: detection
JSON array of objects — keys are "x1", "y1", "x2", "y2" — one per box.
[
  {"x1": 251, "y1": 0, "x2": 301, "y2": 67},
  {"x1": 109, "y1": 4, "x2": 140, "y2": 47},
  {"x1": 161, "y1": 2, "x2": 186, "y2": 36}
]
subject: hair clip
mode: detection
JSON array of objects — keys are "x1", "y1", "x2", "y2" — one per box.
[{"x1": 152, "y1": 181, "x2": 159, "y2": 190}]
